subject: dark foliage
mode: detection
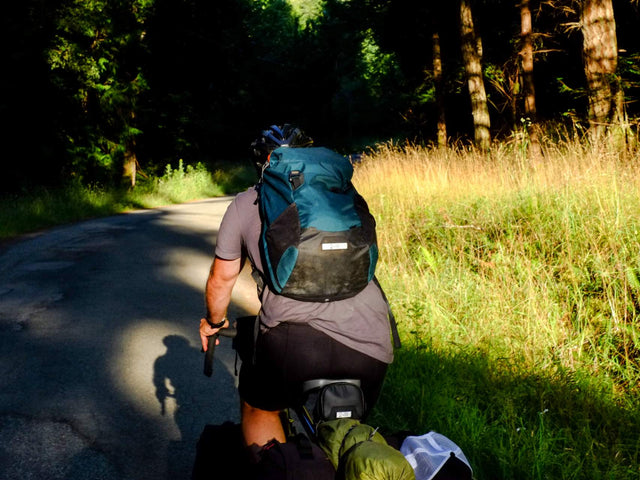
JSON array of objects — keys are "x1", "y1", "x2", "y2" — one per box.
[{"x1": 1, "y1": 0, "x2": 639, "y2": 192}]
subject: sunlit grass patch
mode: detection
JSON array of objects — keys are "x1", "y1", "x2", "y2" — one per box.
[
  {"x1": 0, "y1": 161, "x2": 253, "y2": 239},
  {"x1": 358, "y1": 140, "x2": 640, "y2": 479}
]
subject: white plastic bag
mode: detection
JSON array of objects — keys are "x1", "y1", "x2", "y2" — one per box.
[{"x1": 400, "y1": 431, "x2": 472, "y2": 480}]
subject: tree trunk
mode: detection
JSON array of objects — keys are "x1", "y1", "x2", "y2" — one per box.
[
  {"x1": 459, "y1": 0, "x2": 491, "y2": 151},
  {"x1": 580, "y1": 0, "x2": 620, "y2": 138},
  {"x1": 433, "y1": 30, "x2": 447, "y2": 147},
  {"x1": 123, "y1": 144, "x2": 137, "y2": 188},
  {"x1": 519, "y1": 0, "x2": 542, "y2": 159},
  {"x1": 123, "y1": 110, "x2": 137, "y2": 188}
]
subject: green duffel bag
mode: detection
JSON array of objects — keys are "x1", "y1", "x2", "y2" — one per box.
[{"x1": 317, "y1": 419, "x2": 415, "y2": 480}]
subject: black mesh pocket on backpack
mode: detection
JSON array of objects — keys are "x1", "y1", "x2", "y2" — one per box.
[{"x1": 284, "y1": 226, "x2": 371, "y2": 302}]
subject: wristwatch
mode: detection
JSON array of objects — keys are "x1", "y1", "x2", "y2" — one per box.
[{"x1": 206, "y1": 316, "x2": 227, "y2": 329}]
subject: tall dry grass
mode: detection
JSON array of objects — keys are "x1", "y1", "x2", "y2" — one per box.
[{"x1": 356, "y1": 137, "x2": 640, "y2": 479}]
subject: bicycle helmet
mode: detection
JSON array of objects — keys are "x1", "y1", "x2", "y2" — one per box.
[{"x1": 250, "y1": 124, "x2": 313, "y2": 174}]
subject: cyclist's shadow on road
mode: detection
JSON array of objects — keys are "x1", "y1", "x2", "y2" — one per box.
[{"x1": 153, "y1": 334, "x2": 240, "y2": 478}]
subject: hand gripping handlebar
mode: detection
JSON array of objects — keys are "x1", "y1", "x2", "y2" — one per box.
[{"x1": 203, "y1": 327, "x2": 237, "y2": 377}]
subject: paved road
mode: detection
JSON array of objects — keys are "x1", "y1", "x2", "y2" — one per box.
[{"x1": 0, "y1": 198, "x2": 260, "y2": 479}]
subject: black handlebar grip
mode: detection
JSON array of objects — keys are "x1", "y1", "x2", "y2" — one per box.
[
  {"x1": 203, "y1": 334, "x2": 218, "y2": 377},
  {"x1": 202, "y1": 327, "x2": 238, "y2": 378}
]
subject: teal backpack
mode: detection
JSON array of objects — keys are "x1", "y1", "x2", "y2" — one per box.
[{"x1": 257, "y1": 146, "x2": 378, "y2": 302}]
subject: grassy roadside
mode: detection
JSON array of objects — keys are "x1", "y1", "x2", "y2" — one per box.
[
  {"x1": 357, "y1": 140, "x2": 640, "y2": 479},
  {"x1": 3, "y1": 141, "x2": 639, "y2": 478},
  {"x1": 0, "y1": 161, "x2": 254, "y2": 241}
]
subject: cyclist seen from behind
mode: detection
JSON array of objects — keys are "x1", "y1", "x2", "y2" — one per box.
[{"x1": 198, "y1": 124, "x2": 394, "y2": 450}]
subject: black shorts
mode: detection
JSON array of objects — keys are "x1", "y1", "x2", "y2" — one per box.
[{"x1": 238, "y1": 322, "x2": 388, "y2": 413}]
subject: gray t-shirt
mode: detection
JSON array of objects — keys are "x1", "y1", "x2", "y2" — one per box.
[{"x1": 214, "y1": 187, "x2": 393, "y2": 364}]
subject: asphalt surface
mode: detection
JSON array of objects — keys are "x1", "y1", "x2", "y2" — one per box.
[{"x1": 0, "y1": 197, "x2": 260, "y2": 479}]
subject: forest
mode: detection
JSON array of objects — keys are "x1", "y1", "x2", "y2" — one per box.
[
  {"x1": 3, "y1": 3, "x2": 640, "y2": 477},
  {"x1": 2, "y1": 0, "x2": 640, "y2": 193}
]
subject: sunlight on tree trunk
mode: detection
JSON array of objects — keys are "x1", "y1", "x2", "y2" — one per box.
[
  {"x1": 433, "y1": 30, "x2": 447, "y2": 147},
  {"x1": 123, "y1": 144, "x2": 137, "y2": 188},
  {"x1": 519, "y1": 0, "x2": 542, "y2": 159},
  {"x1": 459, "y1": 0, "x2": 491, "y2": 151},
  {"x1": 122, "y1": 107, "x2": 138, "y2": 188},
  {"x1": 580, "y1": 0, "x2": 620, "y2": 138}
]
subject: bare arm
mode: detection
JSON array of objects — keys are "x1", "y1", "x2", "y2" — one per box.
[{"x1": 199, "y1": 256, "x2": 242, "y2": 351}]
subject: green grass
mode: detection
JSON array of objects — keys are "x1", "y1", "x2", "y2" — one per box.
[
  {"x1": 0, "y1": 160, "x2": 254, "y2": 240},
  {"x1": 358, "y1": 140, "x2": 640, "y2": 479}
]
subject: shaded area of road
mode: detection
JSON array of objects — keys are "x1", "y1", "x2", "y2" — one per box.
[{"x1": 0, "y1": 198, "x2": 259, "y2": 479}]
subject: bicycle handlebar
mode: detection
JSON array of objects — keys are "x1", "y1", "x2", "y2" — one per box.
[{"x1": 203, "y1": 327, "x2": 238, "y2": 377}]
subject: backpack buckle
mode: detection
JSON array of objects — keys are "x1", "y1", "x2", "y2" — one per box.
[{"x1": 289, "y1": 170, "x2": 305, "y2": 190}]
